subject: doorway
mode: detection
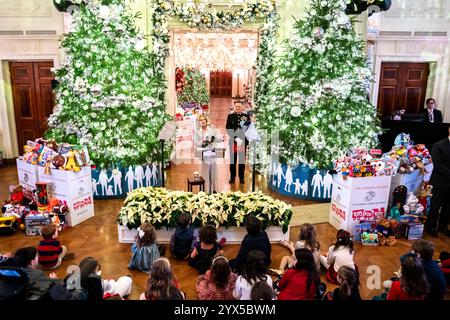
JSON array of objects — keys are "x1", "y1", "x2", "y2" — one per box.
[
  {"x1": 210, "y1": 70, "x2": 232, "y2": 98},
  {"x1": 9, "y1": 61, "x2": 55, "y2": 153},
  {"x1": 377, "y1": 62, "x2": 430, "y2": 118}
]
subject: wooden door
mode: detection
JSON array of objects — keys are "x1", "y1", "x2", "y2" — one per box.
[
  {"x1": 210, "y1": 71, "x2": 232, "y2": 97},
  {"x1": 377, "y1": 62, "x2": 429, "y2": 118},
  {"x1": 10, "y1": 61, "x2": 55, "y2": 153}
]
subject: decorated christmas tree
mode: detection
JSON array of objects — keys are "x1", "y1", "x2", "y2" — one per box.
[
  {"x1": 47, "y1": 0, "x2": 171, "y2": 168},
  {"x1": 176, "y1": 67, "x2": 210, "y2": 107},
  {"x1": 257, "y1": 0, "x2": 381, "y2": 169}
]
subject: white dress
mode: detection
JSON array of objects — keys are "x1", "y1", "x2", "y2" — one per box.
[{"x1": 194, "y1": 126, "x2": 221, "y2": 193}]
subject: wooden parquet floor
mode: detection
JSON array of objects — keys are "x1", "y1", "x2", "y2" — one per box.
[{"x1": 1, "y1": 98, "x2": 449, "y2": 300}]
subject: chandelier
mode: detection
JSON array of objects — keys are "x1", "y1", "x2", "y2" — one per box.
[{"x1": 174, "y1": 32, "x2": 258, "y2": 71}]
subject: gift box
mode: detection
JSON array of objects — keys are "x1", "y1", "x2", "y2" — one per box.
[
  {"x1": 361, "y1": 231, "x2": 379, "y2": 245},
  {"x1": 24, "y1": 214, "x2": 51, "y2": 236},
  {"x1": 405, "y1": 223, "x2": 424, "y2": 240},
  {"x1": 354, "y1": 221, "x2": 377, "y2": 242}
]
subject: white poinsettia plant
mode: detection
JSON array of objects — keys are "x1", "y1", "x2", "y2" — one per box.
[{"x1": 117, "y1": 187, "x2": 292, "y2": 233}]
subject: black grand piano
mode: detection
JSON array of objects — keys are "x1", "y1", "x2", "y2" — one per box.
[{"x1": 379, "y1": 114, "x2": 449, "y2": 152}]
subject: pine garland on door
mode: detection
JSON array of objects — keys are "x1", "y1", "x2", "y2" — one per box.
[{"x1": 46, "y1": 0, "x2": 172, "y2": 168}]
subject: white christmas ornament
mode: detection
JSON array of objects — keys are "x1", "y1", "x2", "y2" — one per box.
[
  {"x1": 290, "y1": 106, "x2": 301, "y2": 117},
  {"x1": 134, "y1": 38, "x2": 146, "y2": 51},
  {"x1": 99, "y1": 5, "x2": 111, "y2": 19},
  {"x1": 90, "y1": 84, "x2": 102, "y2": 96},
  {"x1": 312, "y1": 26, "x2": 325, "y2": 39}
]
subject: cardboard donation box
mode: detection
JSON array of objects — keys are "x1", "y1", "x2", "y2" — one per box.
[
  {"x1": 388, "y1": 163, "x2": 433, "y2": 205},
  {"x1": 37, "y1": 166, "x2": 94, "y2": 227},
  {"x1": 329, "y1": 174, "x2": 392, "y2": 235},
  {"x1": 16, "y1": 159, "x2": 39, "y2": 191}
]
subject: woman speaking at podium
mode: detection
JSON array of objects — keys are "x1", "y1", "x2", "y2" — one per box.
[{"x1": 194, "y1": 115, "x2": 222, "y2": 194}]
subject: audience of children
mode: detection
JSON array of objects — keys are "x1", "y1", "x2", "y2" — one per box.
[
  {"x1": 196, "y1": 255, "x2": 237, "y2": 300},
  {"x1": 229, "y1": 215, "x2": 271, "y2": 273},
  {"x1": 275, "y1": 223, "x2": 321, "y2": 274},
  {"x1": 387, "y1": 253, "x2": 429, "y2": 300},
  {"x1": 319, "y1": 229, "x2": 356, "y2": 285},
  {"x1": 37, "y1": 224, "x2": 68, "y2": 269},
  {"x1": 128, "y1": 222, "x2": 161, "y2": 272},
  {"x1": 170, "y1": 213, "x2": 195, "y2": 260},
  {"x1": 188, "y1": 224, "x2": 224, "y2": 274},
  {"x1": 2, "y1": 218, "x2": 450, "y2": 301},
  {"x1": 233, "y1": 250, "x2": 273, "y2": 300},
  {"x1": 277, "y1": 248, "x2": 319, "y2": 300}
]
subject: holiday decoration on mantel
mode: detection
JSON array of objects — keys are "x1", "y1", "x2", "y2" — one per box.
[
  {"x1": 46, "y1": 0, "x2": 172, "y2": 168},
  {"x1": 257, "y1": 0, "x2": 381, "y2": 169}
]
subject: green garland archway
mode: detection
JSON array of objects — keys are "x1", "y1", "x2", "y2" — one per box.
[{"x1": 149, "y1": 0, "x2": 279, "y2": 110}]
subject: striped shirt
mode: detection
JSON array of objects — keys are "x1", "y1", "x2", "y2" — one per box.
[{"x1": 38, "y1": 239, "x2": 62, "y2": 268}]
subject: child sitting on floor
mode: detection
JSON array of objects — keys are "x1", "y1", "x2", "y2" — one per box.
[
  {"x1": 128, "y1": 222, "x2": 161, "y2": 272},
  {"x1": 229, "y1": 215, "x2": 271, "y2": 274},
  {"x1": 196, "y1": 255, "x2": 237, "y2": 300},
  {"x1": 170, "y1": 212, "x2": 195, "y2": 260},
  {"x1": 273, "y1": 223, "x2": 321, "y2": 275},
  {"x1": 188, "y1": 224, "x2": 225, "y2": 275},
  {"x1": 140, "y1": 258, "x2": 183, "y2": 300},
  {"x1": 37, "y1": 224, "x2": 70, "y2": 269},
  {"x1": 319, "y1": 229, "x2": 356, "y2": 285},
  {"x1": 324, "y1": 266, "x2": 361, "y2": 300}
]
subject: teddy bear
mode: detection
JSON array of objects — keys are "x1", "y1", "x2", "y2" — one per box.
[
  {"x1": 7, "y1": 184, "x2": 24, "y2": 205},
  {"x1": 376, "y1": 218, "x2": 397, "y2": 246},
  {"x1": 418, "y1": 182, "x2": 432, "y2": 213},
  {"x1": 403, "y1": 192, "x2": 424, "y2": 215},
  {"x1": 412, "y1": 156, "x2": 427, "y2": 176}
]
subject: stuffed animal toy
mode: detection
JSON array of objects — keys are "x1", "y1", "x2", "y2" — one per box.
[
  {"x1": 8, "y1": 185, "x2": 24, "y2": 205},
  {"x1": 1, "y1": 204, "x2": 21, "y2": 219},
  {"x1": 398, "y1": 162, "x2": 415, "y2": 174},
  {"x1": 418, "y1": 182, "x2": 432, "y2": 213},
  {"x1": 64, "y1": 151, "x2": 81, "y2": 172},
  {"x1": 412, "y1": 156, "x2": 427, "y2": 176},
  {"x1": 389, "y1": 203, "x2": 401, "y2": 220},
  {"x1": 376, "y1": 219, "x2": 397, "y2": 246},
  {"x1": 394, "y1": 133, "x2": 412, "y2": 149},
  {"x1": 391, "y1": 185, "x2": 408, "y2": 210},
  {"x1": 403, "y1": 192, "x2": 424, "y2": 215},
  {"x1": 371, "y1": 160, "x2": 386, "y2": 176}
]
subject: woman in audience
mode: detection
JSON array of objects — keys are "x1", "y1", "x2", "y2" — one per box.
[
  {"x1": 141, "y1": 258, "x2": 182, "y2": 300},
  {"x1": 387, "y1": 253, "x2": 429, "y2": 300},
  {"x1": 229, "y1": 215, "x2": 271, "y2": 273},
  {"x1": 319, "y1": 229, "x2": 356, "y2": 284},
  {"x1": 250, "y1": 281, "x2": 276, "y2": 300},
  {"x1": 189, "y1": 224, "x2": 223, "y2": 274},
  {"x1": 325, "y1": 266, "x2": 361, "y2": 300},
  {"x1": 233, "y1": 250, "x2": 272, "y2": 300},
  {"x1": 275, "y1": 223, "x2": 321, "y2": 274},
  {"x1": 128, "y1": 222, "x2": 161, "y2": 272},
  {"x1": 196, "y1": 255, "x2": 237, "y2": 300},
  {"x1": 277, "y1": 248, "x2": 319, "y2": 300}
]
